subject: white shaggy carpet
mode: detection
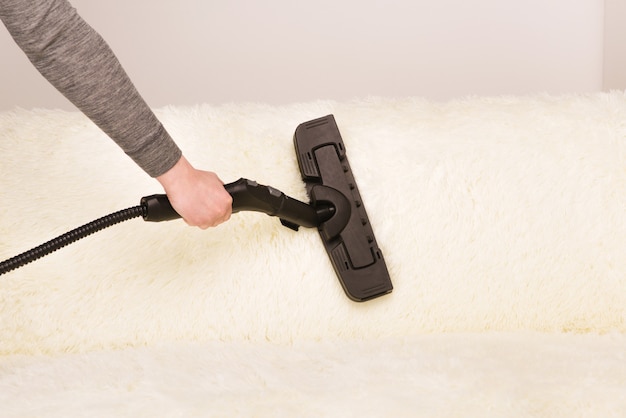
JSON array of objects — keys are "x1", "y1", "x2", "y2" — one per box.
[{"x1": 1, "y1": 93, "x2": 625, "y2": 416}]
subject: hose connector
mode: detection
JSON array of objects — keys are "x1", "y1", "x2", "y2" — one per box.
[{"x1": 140, "y1": 194, "x2": 181, "y2": 222}]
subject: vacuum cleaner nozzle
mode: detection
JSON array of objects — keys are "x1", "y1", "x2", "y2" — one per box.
[{"x1": 294, "y1": 115, "x2": 393, "y2": 301}]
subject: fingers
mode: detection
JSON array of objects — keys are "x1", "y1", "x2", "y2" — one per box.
[
  {"x1": 156, "y1": 156, "x2": 233, "y2": 229},
  {"x1": 187, "y1": 187, "x2": 232, "y2": 229}
]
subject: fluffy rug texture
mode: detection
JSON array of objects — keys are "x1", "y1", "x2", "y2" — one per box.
[{"x1": 1, "y1": 93, "x2": 625, "y2": 416}]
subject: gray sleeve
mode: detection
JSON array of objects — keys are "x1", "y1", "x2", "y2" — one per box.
[{"x1": 0, "y1": 0, "x2": 182, "y2": 177}]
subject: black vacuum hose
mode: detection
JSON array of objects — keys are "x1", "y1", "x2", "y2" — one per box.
[
  {"x1": 0, "y1": 206, "x2": 145, "y2": 276},
  {"x1": 0, "y1": 178, "x2": 331, "y2": 277}
]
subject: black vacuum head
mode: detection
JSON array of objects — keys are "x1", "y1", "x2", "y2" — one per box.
[{"x1": 294, "y1": 115, "x2": 393, "y2": 302}]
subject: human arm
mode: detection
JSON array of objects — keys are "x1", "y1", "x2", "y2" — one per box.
[{"x1": 0, "y1": 0, "x2": 231, "y2": 227}]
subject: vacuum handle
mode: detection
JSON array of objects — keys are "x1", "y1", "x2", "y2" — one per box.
[{"x1": 141, "y1": 177, "x2": 333, "y2": 228}]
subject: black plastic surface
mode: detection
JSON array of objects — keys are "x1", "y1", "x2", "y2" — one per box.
[
  {"x1": 224, "y1": 178, "x2": 333, "y2": 228},
  {"x1": 294, "y1": 115, "x2": 393, "y2": 301}
]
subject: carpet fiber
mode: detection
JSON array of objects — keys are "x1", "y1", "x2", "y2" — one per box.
[{"x1": 1, "y1": 93, "x2": 625, "y2": 416}]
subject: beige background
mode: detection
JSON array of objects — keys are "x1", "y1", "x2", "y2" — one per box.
[
  {"x1": 603, "y1": 0, "x2": 626, "y2": 90},
  {"x1": 1, "y1": 0, "x2": 620, "y2": 111}
]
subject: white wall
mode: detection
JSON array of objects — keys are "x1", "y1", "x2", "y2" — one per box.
[
  {"x1": 603, "y1": 0, "x2": 626, "y2": 90},
  {"x1": 0, "y1": 0, "x2": 605, "y2": 111}
]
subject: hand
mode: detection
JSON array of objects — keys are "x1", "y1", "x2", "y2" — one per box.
[{"x1": 156, "y1": 156, "x2": 232, "y2": 229}]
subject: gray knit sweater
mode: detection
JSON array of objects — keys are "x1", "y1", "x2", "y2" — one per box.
[{"x1": 0, "y1": 0, "x2": 181, "y2": 177}]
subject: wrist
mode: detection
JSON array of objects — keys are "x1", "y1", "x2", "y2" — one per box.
[{"x1": 156, "y1": 156, "x2": 192, "y2": 191}]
